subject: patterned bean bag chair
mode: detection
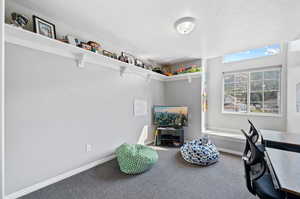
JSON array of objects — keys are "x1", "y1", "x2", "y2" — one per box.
[
  {"x1": 180, "y1": 137, "x2": 219, "y2": 166},
  {"x1": 116, "y1": 143, "x2": 158, "y2": 174}
]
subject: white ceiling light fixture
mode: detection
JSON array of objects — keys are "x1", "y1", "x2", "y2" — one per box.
[{"x1": 175, "y1": 17, "x2": 196, "y2": 35}]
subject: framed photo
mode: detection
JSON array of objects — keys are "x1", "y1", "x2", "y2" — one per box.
[
  {"x1": 33, "y1": 15, "x2": 56, "y2": 39},
  {"x1": 79, "y1": 42, "x2": 92, "y2": 51},
  {"x1": 121, "y1": 52, "x2": 135, "y2": 65}
]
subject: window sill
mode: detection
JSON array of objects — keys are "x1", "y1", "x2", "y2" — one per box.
[
  {"x1": 204, "y1": 130, "x2": 245, "y2": 141},
  {"x1": 221, "y1": 111, "x2": 282, "y2": 118}
]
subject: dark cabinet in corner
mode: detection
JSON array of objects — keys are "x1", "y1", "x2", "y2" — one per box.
[{"x1": 155, "y1": 127, "x2": 184, "y2": 147}]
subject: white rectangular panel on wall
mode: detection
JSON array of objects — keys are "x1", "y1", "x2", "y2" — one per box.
[{"x1": 134, "y1": 99, "x2": 148, "y2": 116}]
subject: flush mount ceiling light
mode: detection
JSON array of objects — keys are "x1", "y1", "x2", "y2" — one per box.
[{"x1": 174, "y1": 17, "x2": 196, "y2": 35}]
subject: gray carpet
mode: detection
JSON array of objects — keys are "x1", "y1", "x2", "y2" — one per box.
[{"x1": 21, "y1": 147, "x2": 256, "y2": 199}]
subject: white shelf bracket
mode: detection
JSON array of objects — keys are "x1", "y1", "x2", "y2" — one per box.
[
  {"x1": 187, "y1": 75, "x2": 192, "y2": 84},
  {"x1": 146, "y1": 74, "x2": 151, "y2": 83},
  {"x1": 120, "y1": 66, "x2": 127, "y2": 77},
  {"x1": 76, "y1": 54, "x2": 86, "y2": 68}
]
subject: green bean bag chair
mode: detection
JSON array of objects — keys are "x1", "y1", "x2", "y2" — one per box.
[{"x1": 116, "y1": 143, "x2": 158, "y2": 174}]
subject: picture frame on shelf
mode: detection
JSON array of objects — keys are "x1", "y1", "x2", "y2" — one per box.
[
  {"x1": 32, "y1": 15, "x2": 56, "y2": 39},
  {"x1": 121, "y1": 52, "x2": 135, "y2": 65},
  {"x1": 87, "y1": 41, "x2": 101, "y2": 53},
  {"x1": 79, "y1": 42, "x2": 92, "y2": 51}
]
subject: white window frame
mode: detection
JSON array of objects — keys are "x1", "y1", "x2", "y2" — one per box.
[{"x1": 222, "y1": 66, "x2": 282, "y2": 117}]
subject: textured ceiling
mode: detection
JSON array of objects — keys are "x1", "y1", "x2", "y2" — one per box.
[{"x1": 8, "y1": 0, "x2": 300, "y2": 64}]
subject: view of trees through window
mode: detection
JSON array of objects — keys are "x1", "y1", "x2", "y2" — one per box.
[{"x1": 223, "y1": 69, "x2": 281, "y2": 114}]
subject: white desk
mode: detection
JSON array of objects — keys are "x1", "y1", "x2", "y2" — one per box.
[
  {"x1": 265, "y1": 147, "x2": 300, "y2": 196},
  {"x1": 260, "y1": 129, "x2": 300, "y2": 153}
]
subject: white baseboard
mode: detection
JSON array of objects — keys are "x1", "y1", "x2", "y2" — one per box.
[
  {"x1": 4, "y1": 140, "x2": 238, "y2": 199},
  {"x1": 218, "y1": 147, "x2": 243, "y2": 156},
  {"x1": 5, "y1": 154, "x2": 116, "y2": 199},
  {"x1": 204, "y1": 130, "x2": 245, "y2": 156},
  {"x1": 144, "y1": 140, "x2": 154, "y2": 145},
  {"x1": 206, "y1": 127, "x2": 242, "y2": 134}
]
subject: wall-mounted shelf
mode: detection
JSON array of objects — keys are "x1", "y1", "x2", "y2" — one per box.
[
  {"x1": 163, "y1": 72, "x2": 202, "y2": 83},
  {"x1": 4, "y1": 24, "x2": 202, "y2": 82}
]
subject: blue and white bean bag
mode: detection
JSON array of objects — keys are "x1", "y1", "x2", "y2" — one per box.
[{"x1": 180, "y1": 137, "x2": 219, "y2": 166}]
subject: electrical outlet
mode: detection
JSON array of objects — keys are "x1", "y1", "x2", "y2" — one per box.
[{"x1": 86, "y1": 144, "x2": 92, "y2": 152}]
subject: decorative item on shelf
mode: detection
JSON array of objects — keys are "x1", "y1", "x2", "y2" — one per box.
[
  {"x1": 164, "y1": 72, "x2": 173, "y2": 76},
  {"x1": 176, "y1": 67, "x2": 186, "y2": 74},
  {"x1": 32, "y1": 15, "x2": 56, "y2": 39},
  {"x1": 173, "y1": 65, "x2": 201, "y2": 75},
  {"x1": 65, "y1": 35, "x2": 80, "y2": 46},
  {"x1": 152, "y1": 67, "x2": 163, "y2": 74},
  {"x1": 57, "y1": 38, "x2": 68, "y2": 43},
  {"x1": 144, "y1": 63, "x2": 153, "y2": 71},
  {"x1": 186, "y1": 66, "x2": 201, "y2": 73},
  {"x1": 87, "y1": 41, "x2": 101, "y2": 53},
  {"x1": 135, "y1": 58, "x2": 144, "y2": 68},
  {"x1": 11, "y1": 12, "x2": 29, "y2": 28},
  {"x1": 118, "y1": 53, "x2": 127, "y2": 63},
  {"x1": 103, "y1": 50, "x2": 114, "y2": 58},
  {"x1": 121, "y1": 52, "x2": 135, "y2": 65},
  {"x1": 112, "y1": 53, "x2": 118, "y2": 59},
  {"x1": 162, "y1": 65, "x2": 172, "y2": 76},
  {"x1": 79, "y1": 42, "x2": 92, "y2": 51}
]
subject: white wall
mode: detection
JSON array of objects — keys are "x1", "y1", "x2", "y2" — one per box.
[
  {"x1": 287, "y1": 51, "x2": 300, "y2": 134},
  {"x1": 0, "y1": 0, "x2": 4, "y2": 198},
  {"x1": 4, "y1": 0, "x2": 142, "y2": 58},
  {"x1": 4, "y1": 43, "x2": 165, "y2": 194},
  {"x1": 3, "y1": 1, "x2": 203, "y2": 196},
  {"x1": 164, "y1": 78, "x2": 202, "y2": 140},
  {"x1": 206, "y1": 54, "x2": 287, "y2": 133}
]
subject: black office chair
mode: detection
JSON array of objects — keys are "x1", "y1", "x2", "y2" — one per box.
[
  {"x1": 248, "y1": 119, "x2": 265, "y2": 152},
  {"x1": 242, "y1": 129, "x2": 265, "y2": 166},
  {"x1": 242, "y1": 130, "x2": 257, "y2": 195},
  {"x1": 242, "y1": 129, "x2": 285, "y2": 199},
  {"x1": 247, "y1": 119, "x2": 260, "y2": 144}
]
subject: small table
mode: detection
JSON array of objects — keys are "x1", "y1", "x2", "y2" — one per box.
[
  {"x1": 260, "y1": 129, "x2": 300, "y2": 153},
  {"x1": 265, "y1": 147, "x2": 300, "y2": 196}
]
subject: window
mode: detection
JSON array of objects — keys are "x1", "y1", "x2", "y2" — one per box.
[
  {"x1": 223, "y1": 44, "x2": 281, "y2": 63},
  {"x1": 223, "y1": 68, "x2": 281, "y2": 115},
  {"x1": 223, "y1": 72, "x2": 248, "y2": 113}
]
